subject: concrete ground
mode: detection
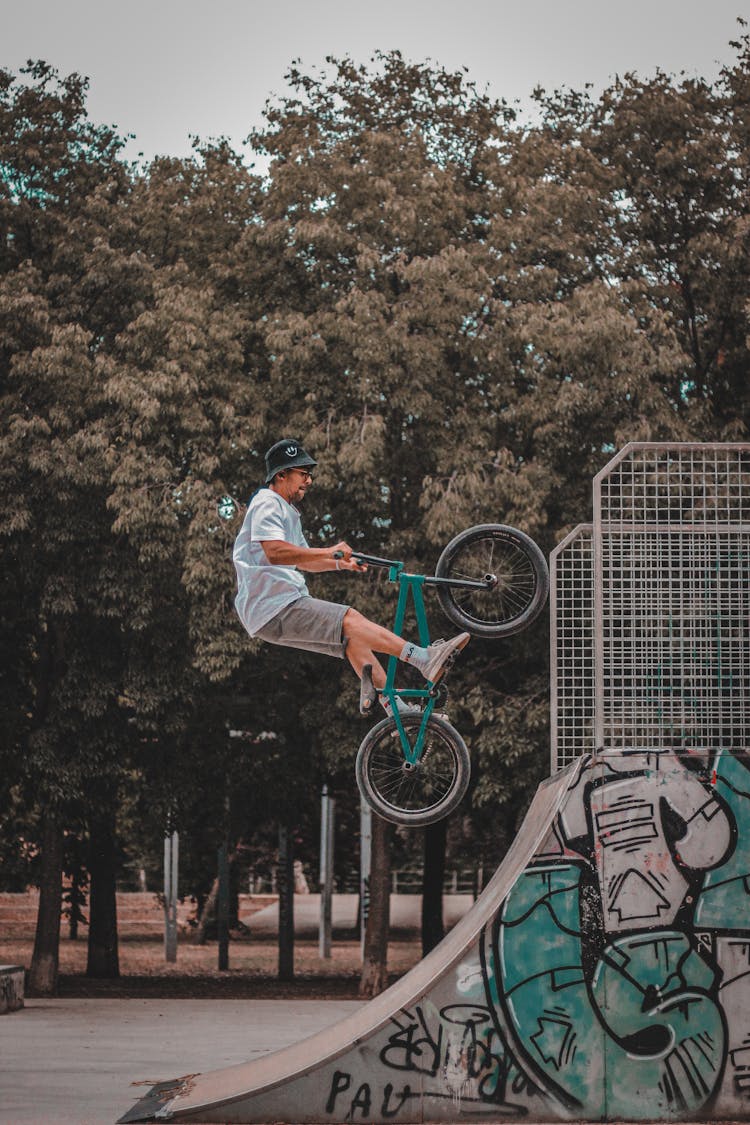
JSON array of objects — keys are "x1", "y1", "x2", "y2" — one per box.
[
  {"x1": 1, "y1": 998, "x2": 736, "y2": 1125},
  {"x1": 0, "y1": 997, "x2": 362, "y2": 1125}
]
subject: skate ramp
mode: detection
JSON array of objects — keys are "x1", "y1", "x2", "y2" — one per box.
[
  {"x1": 119, "y1": 759, "x2": 577, "y2": 1123},
  {"x1": 120, "y1": 747, "x2": 750, "y2": 1123}
]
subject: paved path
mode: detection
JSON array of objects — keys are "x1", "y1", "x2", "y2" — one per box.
[{"x1": 0, "y1": 998, "x2": 362, "y2": 1125}]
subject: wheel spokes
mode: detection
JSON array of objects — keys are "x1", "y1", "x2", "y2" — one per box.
[
  {"x1": 446, "y1": 535, "x2": 538, "y2": 625},
  {"x1": 367, "y1": 723, "x2": 458, "y2": 813}
]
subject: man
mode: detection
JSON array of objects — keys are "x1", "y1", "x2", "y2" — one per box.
[{"x1": 233, "y1": 439, "x2": 469, "y2": 716}]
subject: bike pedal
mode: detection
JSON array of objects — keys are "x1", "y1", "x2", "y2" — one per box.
[{"x1": 359, "y1": 664, "x2": 378, "y2": 716}]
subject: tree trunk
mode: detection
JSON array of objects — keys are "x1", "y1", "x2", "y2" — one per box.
[
  {"x1": 67, "y1": 864, "x2": 82, "y2": 940},
  {"x1": 277, "y1": 822, "x2": 295, "y2": 981},
  {"x1": 192, "y1": 842, "x2": 242, "y2": 944},
  {"x1": 86, "y1": 812, "x2": 120, "y2": 978},
  {"x1": 359, "y1": 814, "x2": 392, "y2": 998},
  {"x1": 421, "y1": 818, "x2": 447, "y2": 956},
  {"x1": 193, "y1": 877, "x2": 219, "y2": 944},
  {"x1": 28, "y1": 814, "x2": 64, "y2": 996},
  {"x1": 28, "y1": 625, "x2": 66, "y2": 995}
]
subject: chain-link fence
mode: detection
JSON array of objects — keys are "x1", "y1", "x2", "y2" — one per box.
[{"x1": 552, "y1": 443, "x2": 750, "y2": 770}]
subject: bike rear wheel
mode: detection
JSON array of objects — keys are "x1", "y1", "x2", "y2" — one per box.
[
  {"x1": 356, "y1": 714, "x2": 470, "y2": 828},
  {"x1": 435, "y1": 524, "x2": 549, "y2": 639}
]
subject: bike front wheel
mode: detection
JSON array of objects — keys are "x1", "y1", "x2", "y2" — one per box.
[
  {"x1": 356, "y1": 714, "x2": 471, "y2": 828},
  {"x1": 435, "y1": 524, "x2": 549, "y2": 639}
]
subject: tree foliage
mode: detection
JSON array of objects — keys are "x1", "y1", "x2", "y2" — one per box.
[{"x1": 1, "y1": 34, "x2": 748, "y2": 981}]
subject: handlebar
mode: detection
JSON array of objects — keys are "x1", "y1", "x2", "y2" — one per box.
[
  {"x1": 333, "y1": 550, "x2": 399, "y2": 569},
  {"x1": 332, "y1": 548, "x2": 497, "y2": 591}
]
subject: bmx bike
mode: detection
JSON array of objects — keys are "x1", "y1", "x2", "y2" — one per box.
[{"x1": 346, "y1": 524, "x2": 549, "y2": 828}]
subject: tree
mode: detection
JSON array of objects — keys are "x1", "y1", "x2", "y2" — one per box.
[
  {"x1": 4, "y1": 36, "x2": 748, "y2": 996},
  {"x1": 0, "y1": 67, "x2": 260, "y2": 987},
  {"x1": 244, "y1": 53, "x2": 520, "y2": 986}
]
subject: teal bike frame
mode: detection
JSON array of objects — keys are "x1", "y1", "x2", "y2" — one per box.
[
  {"x1": 348, "y1": 551, "x2": 495, "y2": 767},
  {"x1": 383, "y1": 562, "x2": 436, "y2": 766}
]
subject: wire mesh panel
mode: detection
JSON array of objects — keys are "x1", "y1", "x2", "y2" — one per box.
[
  {"x1": 550, "y1": 524, "x2": 595, "y2": 772},
  {"x1": 593, "y1": 443, "x2": 750, "y2": 751}
]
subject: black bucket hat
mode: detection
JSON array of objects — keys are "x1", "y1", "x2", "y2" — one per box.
[{"x1": 264, "y1": 439, "x2": 317, "y2": 483}]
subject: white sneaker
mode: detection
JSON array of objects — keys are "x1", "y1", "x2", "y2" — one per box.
[
  {"x1": 421, "y1": 633, "x2": 470, "y2": 683},
  {"x1": 382, "y1": 696, "x2": 423, "y2": 718}
]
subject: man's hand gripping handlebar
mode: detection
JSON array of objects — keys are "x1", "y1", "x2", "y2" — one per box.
[{"x1": 332, "y1": 546, "x2": 368, "y2": 572}]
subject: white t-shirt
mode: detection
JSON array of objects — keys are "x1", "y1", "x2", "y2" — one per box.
[{"x1": 233, "y1": 488, "x2": 310, "y2": 635}]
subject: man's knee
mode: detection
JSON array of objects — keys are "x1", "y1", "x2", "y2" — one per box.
[{"x1": 342, "y1": 607, "x2": 365, "y2": 638}]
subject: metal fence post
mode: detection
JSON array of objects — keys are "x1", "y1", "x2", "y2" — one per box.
[
  {"x1": 217, "y1": 843, "x2": 229, "y2": 971},
  {"x1": 359, "y1": 797, "x2": 372, "y2": 961},
  {"x1": 319, "y1": 786, "x2": 335, "y2": 959},
  {"x1": 163, "y1": 830, "x2": 178, "y2": 963}
]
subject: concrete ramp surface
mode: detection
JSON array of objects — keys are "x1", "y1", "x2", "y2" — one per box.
[{"x1": 120, "y1": 748, "x2": 750, "y2": 1123}]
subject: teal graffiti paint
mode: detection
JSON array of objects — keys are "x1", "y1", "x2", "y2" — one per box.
[{"x1": 485, "y1": 861, "x2": 725, "y2": 1118}]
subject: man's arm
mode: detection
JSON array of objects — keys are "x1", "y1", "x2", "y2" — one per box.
[{"x1": 261, "y1": 540, "x2": 366, "y2": 573}]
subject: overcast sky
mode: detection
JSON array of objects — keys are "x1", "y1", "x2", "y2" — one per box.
[{"x1": 3, "y1": 0, "x2": 748, "y2": 164}]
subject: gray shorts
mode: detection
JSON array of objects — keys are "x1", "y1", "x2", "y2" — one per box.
[{"x1": 256, "y1": 597, "x2": 350, "y2": 659}]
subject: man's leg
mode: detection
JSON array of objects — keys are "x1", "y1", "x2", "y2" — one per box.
[
  {"x1": 342, "y1": 608, "x2": 469, "y2": 689},
  {"x1": 342, "y1": 608, "x2": 401, "y2": 688}
]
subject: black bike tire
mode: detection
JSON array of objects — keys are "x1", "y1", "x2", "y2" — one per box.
[
  {"x1": 435, "y1": 524, "x2": 549, "y2": 639},
  {"x1": 355, "y1": 714, "x2": 471, "y2": 828}
]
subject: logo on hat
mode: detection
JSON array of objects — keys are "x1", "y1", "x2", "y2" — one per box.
[{"x1": 264, "y1": 438, "x2": 317, "y2": 483}]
